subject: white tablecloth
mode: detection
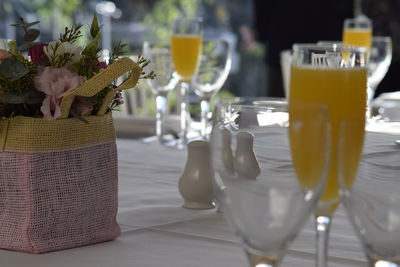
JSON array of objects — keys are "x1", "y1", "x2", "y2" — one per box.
[{"x1": 0, "y1": 123, "x2": 399, "y2": 267}]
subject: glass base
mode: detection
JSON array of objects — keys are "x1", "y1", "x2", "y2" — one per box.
[
  {"x1": 370, "y1": 259, "x2": 400, "y2": 267},
  {"x1": 182, "y1": 201, "x2": 215, "y2": 209},
  {"x1": 245, "y1": 248, "x2": 282, "y2": 267}
]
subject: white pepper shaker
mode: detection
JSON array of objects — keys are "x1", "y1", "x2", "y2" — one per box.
[
  {"x1": 233, "y1": 131, "x2": 261, "y2": 179},
  {"x1": 178, "y1": 140, "x2": 215, "y2": 209}
]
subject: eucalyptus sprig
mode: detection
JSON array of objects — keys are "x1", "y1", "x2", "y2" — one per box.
[{"x1": 10, "y1": 17, "x2": 40, "y2": 51}]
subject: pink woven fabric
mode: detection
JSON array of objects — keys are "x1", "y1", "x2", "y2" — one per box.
[{"x1": 0, "y1": 142, "x2": 120, "y2": 253}]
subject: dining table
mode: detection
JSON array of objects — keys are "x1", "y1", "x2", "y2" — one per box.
[{"x1": 0, "y1": 120, "x2": 399, "y2": 267}]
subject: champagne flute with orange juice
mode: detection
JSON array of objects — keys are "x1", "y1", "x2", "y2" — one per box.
[
  {"x1": 343, "y1": 16, "x2": 372, "y2": 56},
  {"x1": 342, "y1": 16, "x2": 373, "y2": 118},
  {"x1": 289, "y1": 44, "x2": 367, "y2": 267},
  {"x1": 170, "y1": 17, "x2": 203, "y2": 146}
]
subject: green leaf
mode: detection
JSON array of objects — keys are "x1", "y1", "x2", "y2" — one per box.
[
  {"x1": 7, "y1": 40, "x2": 23, "y2": 57},
  {"x1": 81, "y1": 32, "x2": 101, "y2": 56},
  {"x1": 3, "y1": 91, "x2": 25, "y2": 104},
  {"x1": 18, "y1": 41, "x2": 39, "y2": 51},
  {"x1": 70, "y1": 110, "x2": 90, "y2": 124},
  {"x1": 3, "y1": 89, "x2": 44, "y2": 105},
  {"x1": 0, "y1": 58, "x2": 29, "y2": 81},
  {"x1": 90, "y1": 13, "x2": 101, "y2": 38},
  {"x1": 23, "y1": 29, "x2": 40, "y2": 43},
  {"x1": 23, "y1": 89, "x2": 44, "y2": 104},
  {"x1": 10, "y1": 21, "x2": 40, "y2": 28}
]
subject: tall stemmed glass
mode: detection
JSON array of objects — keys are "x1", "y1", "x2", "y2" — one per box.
[
  {"x1": 143, "y1": 42, "x2": 179, "y2": 146},
  {"x1": 170, "y1": 17, "x2": 203, "y2": 146},
  {"x1": 343, "y1": 16, "x2": 372, "y2": 56},
  {"x1": 338, "y1": 121, "x2": 400, "y2": 266},
  {"x1": 367, "y1": 36, "x2": 392, "y2": 117},
  {"x1": 211, "y1": 101, "x2": 330, "y2": 267},
  {"x1": 192, "y1": 38, "x2": 232, "y2": 139},
  {"x1": 289, "y1": 44, "x2": 368, "y2": 267}
]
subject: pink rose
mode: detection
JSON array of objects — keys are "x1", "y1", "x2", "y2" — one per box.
[
  {"x1": 34, "y1": 66, "x2": 85, "y2": 120},
  {"x1": 71, "y1": 97, "x2": 93, "y2": 116},
  {"x1": 29, "y1": 43, "x2": 48, "y2": 64}
]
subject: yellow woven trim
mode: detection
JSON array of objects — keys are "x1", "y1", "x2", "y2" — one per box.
[
  {"x1": 0, "y1": 119, "x2": 10, "y2": 151},
  {"x1": 6, "y1": 140, "x2": 115, "y2": 153},
  {"x1": 0, "y1": 113, "x2": 116, "y2": 153},
  {"x1": 59, "y1": 57, "x2": 141, "y2": 118}
]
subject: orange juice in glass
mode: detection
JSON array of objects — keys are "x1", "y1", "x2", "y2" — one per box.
[
  {"x1": 171, "y1": 34, "x2": 202, "y2": 80},
  {"x1": 170, "y1": 17, "x2": 203, "y2": 146},
  {"x1": 289, "y1": 44, "x2": 367, "y2": 267},
  {"x1": 342, "y1": 16, "x2": 372, "y2": 56}
]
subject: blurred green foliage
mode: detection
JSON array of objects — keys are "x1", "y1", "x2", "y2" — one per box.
[
  {"x1": 143, "y1": 0, "x2": 203, "y2": 43},
  {"x1": 2, "y1": 0, "x2": 81, "y2": 28}
]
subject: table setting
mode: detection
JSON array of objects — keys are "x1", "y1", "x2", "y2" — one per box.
[{"x1": 0, "y1": 9, "x2": 400, "y2": 267}]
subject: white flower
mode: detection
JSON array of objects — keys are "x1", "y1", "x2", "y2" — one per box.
[{"x1": 44, "y1": 40, "x2": 83, "y2": 67}]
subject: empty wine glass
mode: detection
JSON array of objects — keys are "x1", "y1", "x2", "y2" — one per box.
[
  {"x1": 339, "y1": 121, "x2": 400, "y2": 266},
  {"x1": 143, "y1": 42, "x2": 179, "y2": 146},
  {"x1": 210, "y1": 101, "x2": 330, "y2": 267},
  {"x1": 192, "y1": 38, "x2": 232, "y2": 139},
  {"x1": 367, "y1": 36, "x2": 392, "y2": 118}
]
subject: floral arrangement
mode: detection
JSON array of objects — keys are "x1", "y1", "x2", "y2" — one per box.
[{"x1": 0, "y1": 14, "x2": 154, "y2": 120}]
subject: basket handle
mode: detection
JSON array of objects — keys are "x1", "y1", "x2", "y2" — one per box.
[{"x1": 58, "y1": 57, "x2": 141, "y2": 119}]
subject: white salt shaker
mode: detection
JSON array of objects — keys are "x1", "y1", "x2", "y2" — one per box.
[
  {"x1": 178, "y1": 140, "x2": 215, "y2": 209},
  {"x1": 233, "y1": 131, "x2": 261, "y2": 179}
]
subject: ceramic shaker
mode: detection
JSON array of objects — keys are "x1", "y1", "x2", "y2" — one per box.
[
  {"x1": 178, "y1": 140, "x2": 215, "y2": 209},
  {"x1": 233, "y1": 131, "x2": 261, "y2": 179}
]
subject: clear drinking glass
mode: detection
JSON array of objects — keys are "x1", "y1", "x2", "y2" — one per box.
[
  {"x1": 210, "y1": 101, "x2": 331, "y2": 267},
  {"x1": 192, "y1": 38, "x2": 232, "y2": 139},
  {"x1": 289, "y1": 44, "x2": 368, "y2": 267},
  {"x1": 143, "y1": 42, "x2": 179, "y2": 146},
  {"x1": 367, "y1": 36, "x2": 392, "y2": 117},
  {"x1": 338, "y1": 121, "x2": 400, "y2": 266},
  {"x1": 170, "y1": 17, "x2": 203, "y2": 146},
  {"x1": 212, "y1": 97, "x2": 287, "y2": 130}
]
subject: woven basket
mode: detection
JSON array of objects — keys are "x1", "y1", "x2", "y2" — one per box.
[{"x1": 0, "y1": 58, "x2": 140, "y2": 253}]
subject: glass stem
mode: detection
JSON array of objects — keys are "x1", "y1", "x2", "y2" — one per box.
[
  {"x1": 180, "y1": 81, "x2": 190, "y2": 144},
  {"x1": 366, "y1": 85, "x2": 375, "y2": 119},
  {"x1": 353, "y1": 0, "x2": 362, "y2": 17},
  {"x1": 315, "y1": 216, "x2": 332, "y2": 267},
  {"x1": 155, "y1": 94, "x2": 168, "y2": 144},
  {"x1": 200, "y1": 98, "x2": 210, "y2": 139}
]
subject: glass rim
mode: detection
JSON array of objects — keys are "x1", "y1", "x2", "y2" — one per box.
[
  {"x1": 229, "y1": 103, "x2": 288, "y2": 112},
  {"x1": 218, "y1": 96, "x2": 286, "y2": 105},
  {"x1": 224, "y1": 99, "x2": 328, "y2": 113},
  {"x1": 292, "y1": 43, "x2": 367, "y2": 54},
  {"x1": 343, "y1": 15, "x2": 372, "y2": 26}
]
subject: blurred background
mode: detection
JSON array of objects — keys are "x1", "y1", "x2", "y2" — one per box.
[{"x1": 0, "y1": 0, "x2": 399, "y2": 106}]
